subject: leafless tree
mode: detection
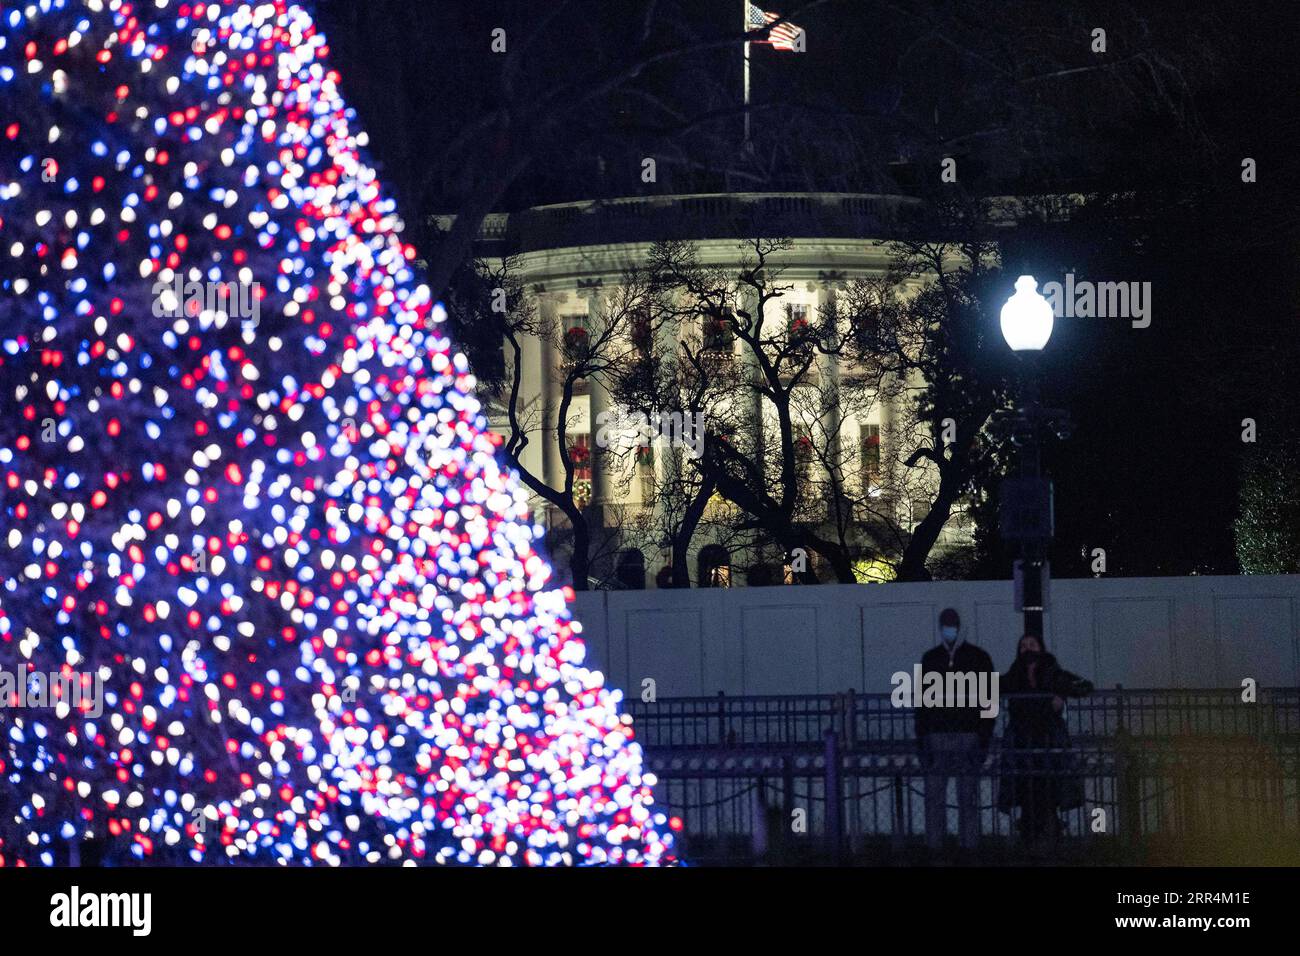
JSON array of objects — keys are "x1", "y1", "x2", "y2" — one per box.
[
  {"x1": 834, "y1": 199, "x2": 1016, "y2": 579},
  {"x1": 487, "y1": 266, "x2": 648, "y2": 588}
]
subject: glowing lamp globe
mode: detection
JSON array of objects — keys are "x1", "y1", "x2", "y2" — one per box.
[{"x1": 1000, "y1": 275, "x2": 1055, "y2": 351}]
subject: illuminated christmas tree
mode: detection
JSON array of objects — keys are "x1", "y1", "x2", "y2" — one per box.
[{"x1": 0, "y1": 0, "x2": 676, "y2": 866}]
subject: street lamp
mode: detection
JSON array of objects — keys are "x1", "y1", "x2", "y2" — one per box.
[
  {"x1": 995, "y1": 275, "x2": 1067, "y2": 645},
  {"x1": 999, "y1": 275, "x2": 1054, "y2": 352}
]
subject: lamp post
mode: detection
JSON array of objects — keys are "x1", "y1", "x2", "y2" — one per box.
[{"x1": 996, "y1": 276, "x2": 1069, "y2": 644}]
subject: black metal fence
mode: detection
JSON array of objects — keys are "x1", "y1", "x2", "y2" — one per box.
[{"x1": 627, "y1": 689, "x2": 1300, "y2": 864}]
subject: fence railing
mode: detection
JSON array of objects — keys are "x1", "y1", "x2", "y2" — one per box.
[{"x1": 627, "y1": 689, "x2": 1300, "y2": 864}]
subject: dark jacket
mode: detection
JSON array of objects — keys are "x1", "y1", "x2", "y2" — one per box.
[
  {"x1": 1001, "y1": 651, "x2": 1093, "y2": 748},
  {"x1": 997, "y1": 651, "x2": 1094, "y2": 812},
  {"x1": 914, "y1": 640, "x2": 997, "y2": 748}
]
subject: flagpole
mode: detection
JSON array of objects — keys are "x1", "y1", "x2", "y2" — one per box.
[{"x1": 742, "y1": 0, "x2": 751, "y2": 144}]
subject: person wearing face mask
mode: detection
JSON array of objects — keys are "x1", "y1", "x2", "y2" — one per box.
[
  {"x1": 915, "y1": 608, "x2": 996, "y2": 854},
  {"x1": 996, "y1": 633, "x2": 1094, "y2": 849}
]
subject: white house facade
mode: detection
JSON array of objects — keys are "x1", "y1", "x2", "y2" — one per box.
[{"x1": 440, "y1": 192, "x2": 976, "y2": 588}]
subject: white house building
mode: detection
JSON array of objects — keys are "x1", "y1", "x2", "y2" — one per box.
[{"x1": 437, "y1": 192, "x2": 976, "y2": 588}]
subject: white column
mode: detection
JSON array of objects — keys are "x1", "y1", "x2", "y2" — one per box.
[
  {"x1": 579, "y1": 281, "x2": 613, "y2": 511},
  {"x1": 535, "y1": 290, "x2": 561, "y2": 492},
  {"x1": 814, "y1": 280, "x2": 842, "y2": 490},
  {"x1": 737, "y1": 286, "x2": 764, "y2": 476},
  {"x1": 655, "y1": 295, "x2": 681, "y2": 515},
  {"x1": 516, "y1": 307, "x2": 546, "y2": 484}
]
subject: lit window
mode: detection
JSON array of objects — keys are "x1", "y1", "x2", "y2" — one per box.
[
  {"x1": 636, "y1": 443, "x2": 655, "y2": 501},
  {"x1": 794, "y1": 424, "x2": 813, "y2": 485},
  {"x1": 787, "y1": 302, "x2": 811, "y2": 338},
  {"x1": 861, "y1": 423, "x2": 881, "y2": 495},
  {"x1": 702, "y1": 309, "x2": 733, "y2": 353},
  {"x1": 698, "y1": 545, "x2": 731, "y2": 588},
  {"x1": 630, "y1": 307, "x2": 652, "y2": 357},
  {"x1": 562, "y1": 315, "x2": 590, "y2": 361},
  {"x1": 568, "y1": 434, "x2": 593, "y2": 508}
]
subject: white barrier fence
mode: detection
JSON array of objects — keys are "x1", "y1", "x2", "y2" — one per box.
[{"x1": 570, "y1": 574, "x2": 1300, "y2": 697}]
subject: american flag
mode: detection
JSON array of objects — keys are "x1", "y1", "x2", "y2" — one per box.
[{"x1": 746, "y1": 3, "x2": 802, "y2": 51}]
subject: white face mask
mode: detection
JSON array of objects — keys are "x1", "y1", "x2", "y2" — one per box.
[{"x1": 941, "y1": 625, "x2": 959, "y2": 643}]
